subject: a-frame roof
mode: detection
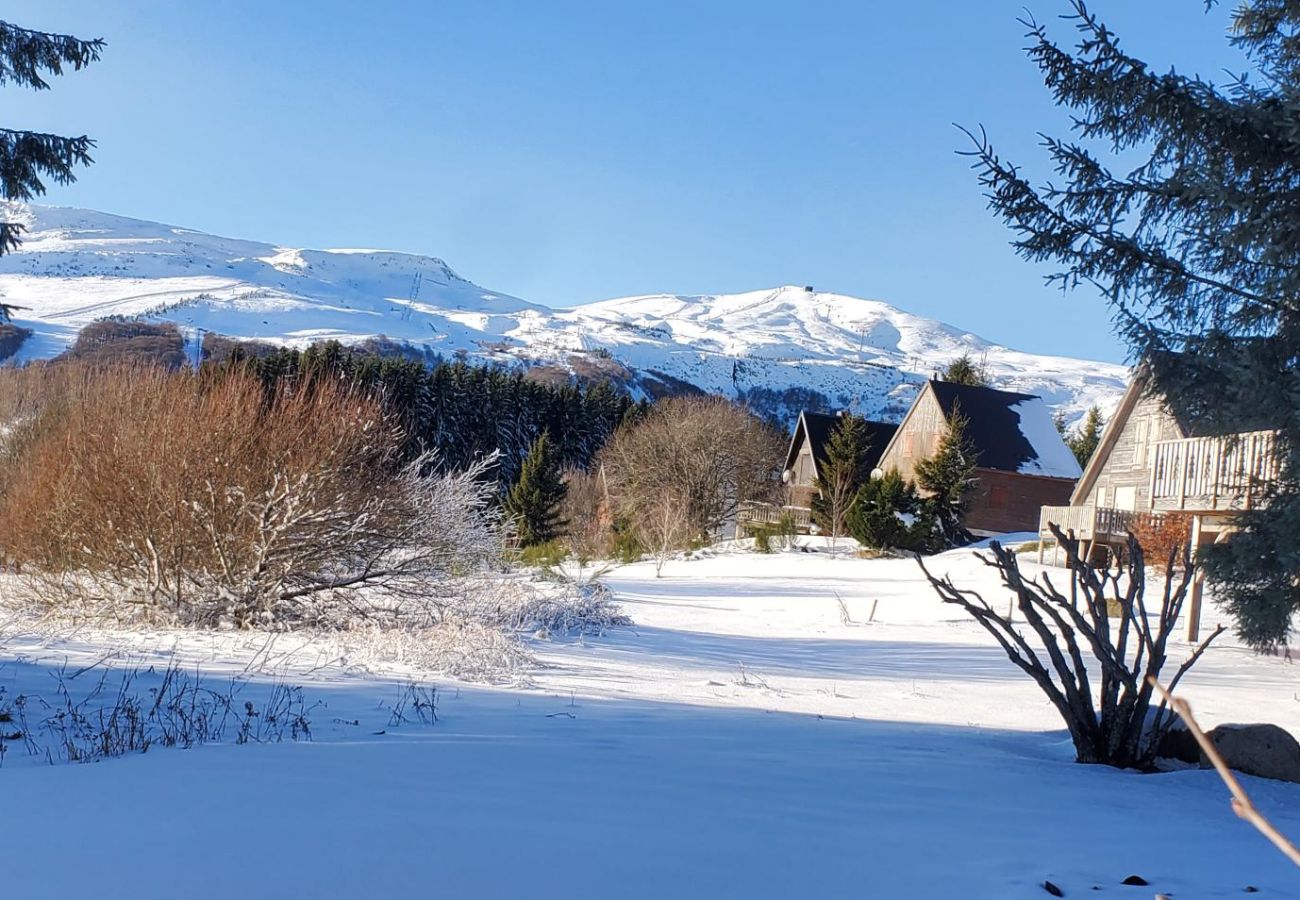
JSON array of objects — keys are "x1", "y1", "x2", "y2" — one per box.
[
  {"x1": 783, "y1": 411, "x2": 898, "y2": 479},
  {"x1": 878, "y1": 380, "x2": 1082, "y2": 480}
]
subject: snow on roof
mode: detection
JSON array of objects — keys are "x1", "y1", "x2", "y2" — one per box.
[
  {"x1": 1009, "y1": 397, "x2": 1083, "y2": 480},
  {"x1": 926, "y1": 381, "x2": 1081, "y2": 480}
]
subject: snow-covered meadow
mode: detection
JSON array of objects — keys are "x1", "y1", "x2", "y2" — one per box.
[{"x1": 2, "y1": 541, "x2": 1298, "y2": 898}]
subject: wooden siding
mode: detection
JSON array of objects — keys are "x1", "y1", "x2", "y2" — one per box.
[
  {"x1": 876, "y1": 383, "x2": 1077, "y2": 534},
  {"x1": 966, "y1": 468, "x2": 1075, "y2": 535},
  {"x1": 875, "y1": 386, "x2": 945, "y2": 481},
  {"x1": 790, "y1": 439, "x2": 817, "y2": 488},
  {"x1": 1074, "y1": 389, "x2": 1183, "y2": 513}
]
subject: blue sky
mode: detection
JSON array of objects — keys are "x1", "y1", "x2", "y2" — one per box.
[{"x1": 6, "y1": 2, "x2": 1242, "y2": 362}]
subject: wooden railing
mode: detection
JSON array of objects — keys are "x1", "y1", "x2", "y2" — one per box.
[
  {"x1": 1150, "y1": 430, "x2": 1279, "y2": 512},
  {"x1": 736, "y1": 502, "x2": 813, "y2": 531},
  {"x1": 1039, "y1": 505, "x2": 1138, "y2": 541}
]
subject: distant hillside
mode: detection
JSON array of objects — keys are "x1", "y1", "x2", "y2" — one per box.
[{"x1": 0, "y1": 203, "x2": 1130, "y2": 425}]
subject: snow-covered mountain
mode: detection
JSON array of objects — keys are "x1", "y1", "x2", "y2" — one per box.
[{"x1": 0, "y1": 203, "x2": 1129, "y2": 424}]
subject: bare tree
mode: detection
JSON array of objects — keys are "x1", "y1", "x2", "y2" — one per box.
[
  {"x1": 920, "y1": 527, "x2": 1224, "y2": 769},
  {"x1": 600, "y1": 396, "x2": 783, "y2": 543},
  {"x1": 644, "y1": 492, "x2": 690, "y2": 578},
  {"x1": 560, "y1": 466, "x2": 612, "y2": 574}
]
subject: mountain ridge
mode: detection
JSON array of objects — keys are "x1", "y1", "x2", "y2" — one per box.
[{"x1": 0, "y1": 203, "x2": 1129, "y2": 426}]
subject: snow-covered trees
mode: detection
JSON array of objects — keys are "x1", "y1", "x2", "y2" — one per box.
[
  {"x1": 963, "y1": 1, "x2": 1300, "y2": 647},
  {"x1": 504, "y1": 432, "x2": 567, "y2": 548},
  {"x1": 0, "y1": 19, "x2": 104, "y2": 319}
]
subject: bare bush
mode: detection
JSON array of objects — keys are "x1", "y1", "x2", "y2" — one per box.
[
  {"x1": 644, "y1": 492, "x2": 691, "y2": 577},
  {"x1": 600, "y1": 395, "x2": 783, "y2": 548},
  {"x1": 921, "y1": 527, "x2": 1224, "y2": 769},
  {"x1": 561, "y1": 466, "x2": 612, "y2": 564},
  {"x1": 0, "y1": 364, "x2": 502, "y2": 628},
  {"x1": 0, "y1": 660, "x2": 316, "y2": 766},
  {"x1": 1129, "y1": 512, "x2": 1194, "y2": 572}
]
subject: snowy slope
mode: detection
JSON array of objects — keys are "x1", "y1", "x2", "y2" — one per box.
[
  {"x1": 0, "y1": 203, "x2": 1130, "y2": 425},
  {"x1": 3, "y1": 545, "x2": 1299, "y2": 898}
]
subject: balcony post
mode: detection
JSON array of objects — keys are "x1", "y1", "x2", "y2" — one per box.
[{"x1": 1186, "y1": 513, "x2": 1204, "y2": 642}]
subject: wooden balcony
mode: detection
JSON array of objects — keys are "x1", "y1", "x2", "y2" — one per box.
[
  {"x1": 1038, "y1": 505, "x2": 1137, "y2": 543},
  {"x1": 736, "y1": 502, "x2": 813, "y2": 534},
  {"x1": 1150, "y1": 430, "x2": 1279, "y2": 513}
]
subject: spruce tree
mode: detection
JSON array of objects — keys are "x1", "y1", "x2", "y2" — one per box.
[
  {"x1": 941, "y1": 354, "x2": 990, "y2": 387},
  {"x1": 913, "y1": 407, "x2": 978, "y2": 547},
  {"x1": 0, "y1": 20, "x2": 104, "y2": 321},
  {"x1": 812, "y1": 413, "x2": 872, "y2": 541},
  {"x1": 847, "y1": 468, "x2": 933, "y2": 552},
  {"x1": 1066, "y1": 405, "x2": 1105, "y2": 469},
  {"x1": 504, "y1": 432, "x2": 567, "y2": 547},
  {"x1": 964, "y1": 1, "x2": 1300, "y2": 646}
]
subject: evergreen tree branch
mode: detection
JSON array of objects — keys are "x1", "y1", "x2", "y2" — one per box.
[{"x1": 0, "y1": 20, "x2": 103, "y2": 90}]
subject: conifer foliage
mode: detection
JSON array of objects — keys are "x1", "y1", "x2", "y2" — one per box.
[
  {"x1": 234, "y1": 341, "x2": 634, "y2": 494},
  {"x1": 504, "y1": 432, "x2": 567, "y2": 548},
  {"x1": 963, "y1": 1, "x2": 1300, "y2": 646},
  {"x1": 913, "y1": 407, "x2": 978, "y2": 547},
  {"x1": 1064, "y1": 405, "x2": 1105, "y2": 469},
  {"x1": 848, "y1": 469, "x2": 933, "y2": 552},
  {"x1": 812, "y1": 413, "x2": 873, "y2": 542},
  {"x1": 941, "y1": 354, "x2": 990, "y2": 388},
  {"x1": 0, "y1": 20, "x2": 104, "y2": 320}
]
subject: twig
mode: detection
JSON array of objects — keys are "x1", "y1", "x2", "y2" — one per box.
[{"x1": 1150, "y1": 678, "x2": 1300, "y2": 869}]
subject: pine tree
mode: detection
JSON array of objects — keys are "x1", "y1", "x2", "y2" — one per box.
[
  {"x1": 0, "y1": 20, "x2": 104, "y2": 321},
  {"x1": 963, "y1": 1, "x2": 1300, "y2": 646},
  {"x1": 812, "y1": 413, "x2": 873, "y2": 541},
  {"x1": 504, "y1": 432, "x2": 568, "y2": 547},
  {"x1": 1066, "y1": 405, "x2": 1105, "y2": 468},
  {"x1": 941, "y1": 354, "x2": 990, "y2": 387},
  {"x1": 847, "y1": 468, "x2": 934, "y2": 552},
  {"x1": 913, "y1": 406, "x2": 978, "y2": 547}
]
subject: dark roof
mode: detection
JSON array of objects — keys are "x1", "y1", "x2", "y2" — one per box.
[
  {"x1": 784, "y1": 411, "x2": 898, "y2": 476},
  {"x1": 926, "y1": 381, "x2": 1078, "y2": 478}
]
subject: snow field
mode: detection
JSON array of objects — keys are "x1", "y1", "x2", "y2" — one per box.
[{"x1": 1, "y1": 542, "x2": 1297, "y2": 898}]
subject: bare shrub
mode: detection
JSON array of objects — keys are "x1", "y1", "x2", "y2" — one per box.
[
  {"x1": 0, "y1": 364, "x2": 502, "y2": 628},
  {"x1": 600, "y1": 395, "x2": 783, "y2": 549},
  {"x1": 561, "y1": 466, "x2": 612, "y2": 563},
  {"x1": 0, "y1": 660, "x2": 316, "y2": 766},
  {"x1": 1129, "y1": 512, "x2": 1195, "y2": 572},
  {"x1": 921, "y1": 527, "x2": 1224, "y2": 769}
]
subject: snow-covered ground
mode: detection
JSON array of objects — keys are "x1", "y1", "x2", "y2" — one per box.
[
  {"x1": 0, "y1": 203, "x2": 1129, "y2": 425},
  {"x1": 2, "y1": 543, "x2": 1297, "y2": 898}
]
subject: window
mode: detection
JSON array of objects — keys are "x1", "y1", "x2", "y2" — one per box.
[{"x1": 903, "y1": 433, "x2": 916, "y2": 458}]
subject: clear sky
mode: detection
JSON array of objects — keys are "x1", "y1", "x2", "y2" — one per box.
[{"x1": 5, "y1": 2, "x2": 1244, "y2": 363}]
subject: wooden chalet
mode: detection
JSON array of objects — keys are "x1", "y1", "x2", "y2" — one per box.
[
  {"x1": 1038, "y1": 369, "x2": 1281, "y2": 638},
  {"x1": 874, "y1": 381, "x2": 1082, "y2": 536},
  {"x1": 736, "y1": 410, "x2": 897, "y2": 535}
]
